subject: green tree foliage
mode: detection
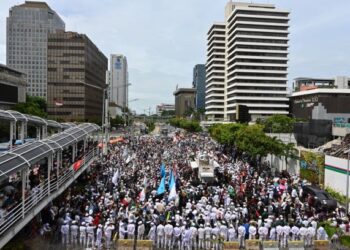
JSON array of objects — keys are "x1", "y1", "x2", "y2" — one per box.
[
  {"x1": 110, "y1": 115, "x2": 125, "y2": 128},
  {"x1": 169, "y1": 118, "x2": 202, "y2": 132},
  {"x1": 208, "y1": 123, "x2": 244, "y2": 145},
  {"x1": 258, "y1": 114, "x2": 296, "y2": 133},
  {"x1": 209, "y1": 123, "x2": 290, "y2": 160},
  {"x1": 146, "y1": 120, "x2": 155, "y2": 132},
  {"x1": 235, "y1": 124, "x2": 284, "y2": 158},
  {"x1": 13, "y1": 95, "x2": 47, "y2": 118},
  {"x1": 183, "y1": 108, "x2": 194, "y2": 117},
  {"x1": 161, "y1": 110, "x2": 175, "y2": 117}
]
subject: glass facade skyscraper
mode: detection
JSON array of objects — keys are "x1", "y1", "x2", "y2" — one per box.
[
  {"x1": 6, "y1": 1, "x2": 65, "y2": 98},
  {"x1": 192, "y1": 64, "x2": 206, "y2": 110}
]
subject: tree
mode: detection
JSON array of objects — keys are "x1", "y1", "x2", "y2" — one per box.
[
  {"x1": 161, "y1": 110, "x2": 175, "y2": 117},
  {"x1": 208, "y1": 123, "x2": 244, "y2": 145},
  {"x1": 261, "y1": 114, "x2": 295, "y2": 133},
  {"x1": 169, "y1": 118, "x2": 202, "y2": 132},
  {"x1": 281, "y1": 142, "x2": 299, "y2": 170},
  {"x1": 235, "y1": 124, "x2": 285, "y2": 161},
  {"x1": 183, "y1": 107, "x2": 194, "y2": 117},
  {"x1": 110, "y1": 115, "x2": 125, "y2": 128},
  {"x1": 13, "y1": 95, "x2": 47, "y2": 118}
]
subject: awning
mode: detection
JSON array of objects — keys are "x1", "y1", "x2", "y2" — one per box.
[{"x1": 0, "y1": 123, "x2": 100, "y2": 179}]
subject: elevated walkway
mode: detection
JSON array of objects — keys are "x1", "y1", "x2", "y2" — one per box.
[{"x1": 0, "y1": 123, "x2": 101, "y2": 248}]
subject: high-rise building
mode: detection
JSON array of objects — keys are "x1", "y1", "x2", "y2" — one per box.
[
  {"x1": 205, "y1": 23, "x2": 226, "y2": 121},
  {"x1": 192, "y1": 64, "x2": 206, "y2": 110},
  {"x1": 6, "y1": 1, "x2": 65, "y2": 99},
  {"x1": 110, "y1": 54, "x2": 128, "y2": 111},
  {"x1": 173, "y1": 88, "x2": 196, "y2": 117},
  {"x1": 47, "y1": 31, "x2": 108, "y2": 123},
  {"x1": 205, "y1": 2, "x2": 289, "y2": 122}
]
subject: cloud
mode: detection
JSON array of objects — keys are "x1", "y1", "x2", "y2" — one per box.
[{"x1": 1, "y1": 0, "x2": 350, "y2": 113}]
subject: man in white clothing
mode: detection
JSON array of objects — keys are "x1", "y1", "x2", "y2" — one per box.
[
  {"x1": 198, "y1": 224, "x2": 205, "y2": 249},
  {"x1": 204, "y1": 223, "x2": 212, "y2": 250},
  {"x1": 79, "y1": 222, "x2": 87, "y2": 246},
  {"x1": 138, "y1": 221, "x2": 145, "y2": 240},
  {"x1": 86, "y1": 222, "x2": 96, "y2": 248},
  {"x1": 148, "y1": 222, "x2": 157, "y2": 245},
  {"x1": 157, "y1": 222, "x2": 165, "y2": 249},
  {"x1": 95, "y1": 224, "x2": 103, "y2": 249},
  {"x1": 228, "y1": 224, "x2": 236, "y2": 241},
  {"x1": 70, "y1": 221, "x2": 79, "y2": 245},
  {"x1": 164, "y1": 222, "x2": 174, "y2": 249},
  {"x1": 127, "y1": 220, "x2": 135, "y2": 239},
  {"x1": 249, "y1": 224, "x2": 257, "y2": 240},
  {"x1": 317, "y1": 226, "x2": 328, "y2": 240},
  {"x1": 238, "y1": 225, "x2": 246, "y2": 249},
  {"x1": 61, "y1": 221, "x2": 69, "y2": 246},
  {"x1": 173, "y1": 223, "x2": 182, "y2": 249},
  {"x1": 104, "y1": 222, "x2": 115, "y2": 249}
]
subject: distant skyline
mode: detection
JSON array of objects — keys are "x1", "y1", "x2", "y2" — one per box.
[{"x1": 0, "y1": 0, "x2": 350, "y2": 114}]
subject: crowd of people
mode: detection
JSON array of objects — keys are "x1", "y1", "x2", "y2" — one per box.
[{"x1": 36, "y1": 129, "x2": 347, "y2": 249}]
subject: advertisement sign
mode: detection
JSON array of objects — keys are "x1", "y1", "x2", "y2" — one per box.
[{"x1": 300, "y1": 151, "x2": 325, "y2": 185}]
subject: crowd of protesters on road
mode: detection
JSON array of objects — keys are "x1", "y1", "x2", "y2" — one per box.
[{"x1": 32, "y1": 129, "x2": 349, "y2": 249}]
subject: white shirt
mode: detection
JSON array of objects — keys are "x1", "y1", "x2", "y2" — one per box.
[
  {"x1": 157, "y1": 224, "x2": 165, "y2": 236},
  {"x1": 249, "y1": 225, "x2": 257, "y2": 235},
  {"x1": 164, "y1": 224, "x2": 173, "y2": 236},
  {"x1": 238, "y1": 225, "x2": 246, "y2": 236},
  {"x1": 79, "y1": 226, "x2": 87, "y2": 237},
  {"x1": 198, "y1": 228, "x2": 205, "y2": 239}
]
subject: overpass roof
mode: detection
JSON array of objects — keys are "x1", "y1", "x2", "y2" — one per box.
[
  {"x1": 0, "y1": 123, "x2": 100, "y2": 179},
  {"x1": 0, "y1": 110, "x2": 64, "y2": 128}
]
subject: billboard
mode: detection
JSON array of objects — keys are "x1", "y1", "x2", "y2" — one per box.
[{"x1": 300, "y1": 150, "x2": 325, "y2": 186}]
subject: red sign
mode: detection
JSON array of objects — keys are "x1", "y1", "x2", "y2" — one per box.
[{"x1": 73, "y1": 160, "x2": 83, "y2": 171}]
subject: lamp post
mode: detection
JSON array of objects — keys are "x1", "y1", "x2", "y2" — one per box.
[
  {"x1": 125, "y1": 98, "x2": 139, "y2": 127},
  {"x1": 346, "y1": 148, "x2": 350, "y2": 214}
]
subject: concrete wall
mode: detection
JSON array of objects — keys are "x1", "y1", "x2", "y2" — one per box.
[
  {"x1": 265, "y1": 133, "x2": 299, "y2": 175},
  {"x1": 325, "y1": 155, "x2": 349, "y2": 196},
  {"x1": 332, "y1": 126, "x2": 350, "y2": 137},
  {"x1": 265, "y1": 154, "x2": 300, "y2": 176}
]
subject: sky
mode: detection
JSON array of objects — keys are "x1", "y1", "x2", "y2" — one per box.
[{"x1": 0, "y1": 0, "x2": 350, "y2": 114}]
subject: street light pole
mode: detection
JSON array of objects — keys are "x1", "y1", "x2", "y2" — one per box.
[
  {"x1": 103, "y1": 90, "x2": 109, "y2": 155},
  {"x1": 346, "y1": 149, "x2": 350, "y2": 214}
]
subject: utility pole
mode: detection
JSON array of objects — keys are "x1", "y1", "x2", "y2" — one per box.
[{"x1": 103, "y1": 89, "x2": 109, "y2": 155}]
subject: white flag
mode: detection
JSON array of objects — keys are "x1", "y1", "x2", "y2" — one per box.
[
  {"x1": 169, "y1": 183, "x2": 177, "y2": 201},
  {"x1": 112, "y1": 169, "x2": 119, "y2": 186},
  {"x1": 139, "y1": 188, "x2": 146, "y2": 202}
]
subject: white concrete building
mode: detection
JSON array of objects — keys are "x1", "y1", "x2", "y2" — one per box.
[
  {"x1": 156, "y1": 103, "x2": 175, "y2": 116},
  {"x1": 205, "y1": 2, "x2": 290, "y2": 122},
  {"x1": 205, "y1": 23, "x2": 226, "y2": 121},
  {"x1": 7, "y1": 1, "x2": 65, "y2": 99},
  {"x1": 110, "y1": 54, "x2": 128, "y2": 111}
]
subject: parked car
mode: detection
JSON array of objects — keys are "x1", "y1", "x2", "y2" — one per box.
[{"x1": 302, "y1": 185, "x2": 337, "y2": 211}]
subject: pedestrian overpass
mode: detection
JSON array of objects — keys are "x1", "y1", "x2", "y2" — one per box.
[{"x1": 0, "y1": 122, "x2": 102, "y2": 249}]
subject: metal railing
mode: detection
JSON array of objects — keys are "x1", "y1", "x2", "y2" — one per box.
[{"x1": 0, "y1": 149, "x2": 96, "y2": 237}]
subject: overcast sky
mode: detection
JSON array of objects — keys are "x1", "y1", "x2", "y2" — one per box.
[{"x1": 0, "y1": 0, "x2": 350, "y2": 114}]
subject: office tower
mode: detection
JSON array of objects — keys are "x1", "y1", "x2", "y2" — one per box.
[
  {"x1": 47, "y1": 31, "x2": 108, "y2": 123},
  {"x1": 110, "y1": 54, "x2": 128, "y2": 111},
  {"x1": 192, "y1": 64, "x2": 206, "y2": 110},
  {"x1": 205, "y1": 23, "x2": 226, "y2": 121},
  {"x1": 6, "y1": 1, "x2": 65, "y2": 98},
  {"x1": 173, "y1": 88, "x2": 196, "y2": 117},
  {"x1": 206, "y1": 2, "x2": 289, "y2": 122}
]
